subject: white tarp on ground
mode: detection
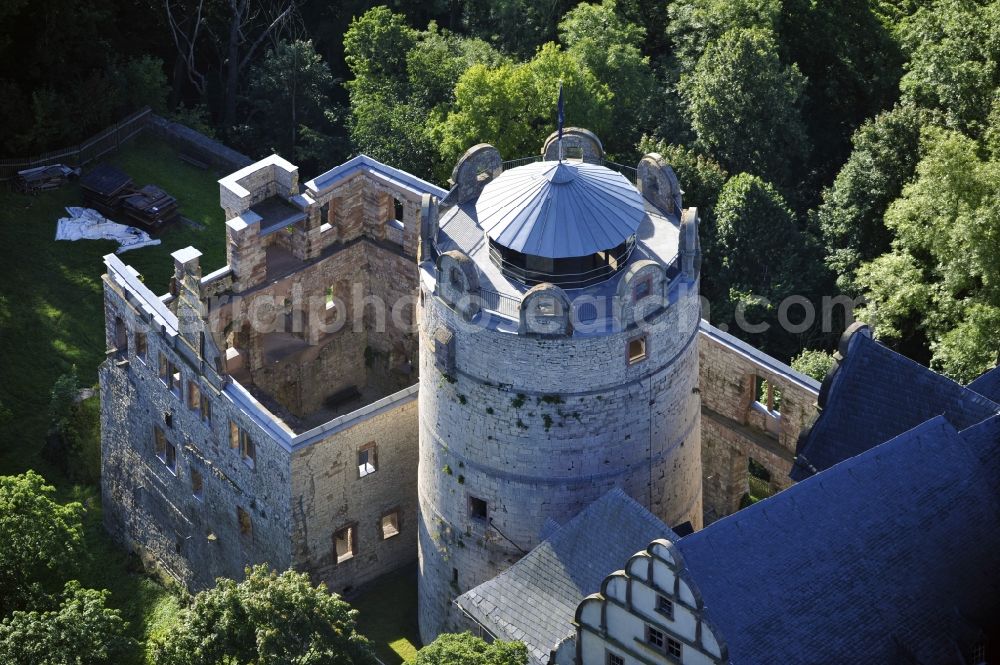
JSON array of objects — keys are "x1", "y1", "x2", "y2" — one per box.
[{"x1": 55, "y1": 207, "x2": 161, "y2": 253}]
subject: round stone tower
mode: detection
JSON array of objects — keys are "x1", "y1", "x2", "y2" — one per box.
[{"x1": 416, "y1": 130, "x2": 703, "y2": 642}]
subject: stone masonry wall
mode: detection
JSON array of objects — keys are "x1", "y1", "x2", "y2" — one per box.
[
  {"x1": 211, "y1": 238, "x2": 418, "y2": 421},
  {"x1": 290, "y1": 397, "x2": 419, "y2": 595},
  {"x1": 101, "y1": 277, "x2": 294, "y2": 591},
  {"x1": 417, "y1": 277, "x2": 703, "y2": 643},
  {"x1": 697, "y1": 326, "x2": 819, "y2": 524}
]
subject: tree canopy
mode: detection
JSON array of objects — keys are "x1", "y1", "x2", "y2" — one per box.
[
  {"x1": 680, "y1": 27, "x2": 808, "y2": 191},
  {"x1": 434, "y1": 42, "x2": 612, "y2": 172},
  {"x1": 0, "y1": 472, "x2": 85, "y2": 616},
  {"x1": 414, "y1": 632, "x2": 528, "y2": 665},
  {"x1": 856, "y1": 127, "x2": 1000, "y2": 381},
  {"x1": 0, "y1": 581, "x2": 134, "y2": 665},
  {"x1": 151, "y1": 565, "x2": 378, "y2": 665}
]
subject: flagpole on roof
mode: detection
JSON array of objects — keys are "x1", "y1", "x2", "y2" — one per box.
[{"x1": 557, "y1": 81, "x2": 564, "y2": 163}]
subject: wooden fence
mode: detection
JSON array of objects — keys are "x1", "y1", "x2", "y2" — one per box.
[{"x1": 0, "y1": 107, "x2": 153, "y2": 182}]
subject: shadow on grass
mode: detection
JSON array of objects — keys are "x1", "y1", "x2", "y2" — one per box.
[
  {"x1": 351, "y1": 563, "x2": 423, "y2": 664},
  {"x1": 0, "y1": 133, "x2": 226, "y2": 663}
]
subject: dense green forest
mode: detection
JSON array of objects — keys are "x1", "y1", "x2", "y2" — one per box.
[
  {"x1": 1, "y1": 0, "x2": 1000, "y2": 659},
  {"x1": 4, "y1": 0, "x2": 1000, "y2": 377}
]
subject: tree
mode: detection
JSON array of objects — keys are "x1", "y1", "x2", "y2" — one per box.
[
  {"x1": 777, "y1": 0, "x2": 903, "y2": 182},
  {"x1": 48, "y1": 366, "x2": 79, "y2": 441},
  {"x1": 931, "y1": 304, "x2": 1000, "y2": 383},
  {"x1": 0, "y1": 582, "x2": 134, "y2": 665},
  {"x1": 110, "y1": 55, "x2": 171, "y2": 114},
  {"x1": 152, "y1": 565, "x2": 378, "y2": 665},
  {"x1": 344, "y1": 7, "x2": 443, "y2": 179},
  {"x1": 406, "y1": 24, "x2": 506, "y2": 110},
  {"x1": 713, "y1": 173, "x2": 822, "y2": 358},
  {"x1": 220, "y1": 0, "x2": 298, "y2": 132},
  {"x1": 458, "y1": 0, "x2": 568, "y2": 58},
  {"x1": 856, "y1": 127, "x2": 1000, "y2": 381},
  {"x1": 715, "y1": 173, "x2": 804, "y2": 298},
  {"x1": 896, "y1": 0, "x2": 1000, "y2": 134},
  {"x1": 164, "y1": 0, "x2": 212, "y2": 101},
  {"x1": 241, "y1": 39, "x2": 343, "y2": 163},
  {"x1": 164, "y1": 0, "x2": 298, "y2": 132},
  {"x1": 665, "y1": 0, "x2": 780, "y2": 78},
  {"x1": 344, "y1": 6, "x2": 418, "y2": 99},
  {"x1": 814, "y1": 104, "x2": 926, "y2": 294},
  {"x1": 559, "y1": 0, "x2": 661, "y2": 155},
  {"x1": 679, "y1": 28, "x2": 808, "y2": 191},
  {"x1": 791, "y1": 348, "x2": 834, "y2": 381},
  {"x1": 0, "y1": 472, "x2": 85, "y2": 616},
  {"x1": 435, "y1": 42, "x2": 612, "y2": 175},
  {"x1": 414, "y1": 632, "x2": 528, "y2": 665}
]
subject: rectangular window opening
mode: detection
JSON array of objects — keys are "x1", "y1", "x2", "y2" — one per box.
[
  {"x1": 187, "y1": 381, "x2": 201, "y2": 411},
  {"x1": 656, "y1": 594, "x2": 675, "y2": 620},
  {"x1": 536, "y1": 298, "x2": 556, "y2": 316},
  {"x1": 667, "y1": 637, "x2": 682, "y2": 658},
  {"x1": 646, "y1": 625, "x2": 665, "y2": 650},
  {"x1": 606, "y1": 653, "x2": 625, "y2": 665},
  {"x1": 135, "y1": 332, "x2": 147, "y2": 361},
  {"x1": 165, "y1": 441, "x2": 176, "y2": 474},
  {"x1": 754, "y1": 375, "x2": 783, "y2": 414},
  {"x1": 628, "y1": 336, "x2": 647, "y2": 364},
  {"x1": 380, "y1": 511, "x2": 400, "y2": 539},
  {"x1": 191, "y1": 469, "x2": 204, "y2": 501},
  {"x1": 633, "y1": 277, "x2": 652, "y2": 302},
  {"x1": 358, "y1": 442, "x2": 377, "y2": 477},
  {"x1": 240, "y1": 431, "x2": 256, "y2": 469},
  {"x1": 469, "y1": 496, "x2": 488, "y2": 521},
  {"x1": 237, "y1": 507, "x2": 252, "y2": 537},
  {"x1": 230, "y1": 421, "x2": 255, "y2": 468},
  {"x1": 154, "y1": 427, "x2": 166, "y2": 461},
  {"x1": 200, "y1": 395, "x2": 212, "y2": 423},
  {"x1": 335, "y1": 524, "x2": 357, "y2": 563}
]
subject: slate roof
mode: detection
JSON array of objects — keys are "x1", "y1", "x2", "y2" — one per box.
[
  {"x1": 476, "y1": 160, "x2": 647, "y2": 258},
  {"x1": 791, "y1": 330, "x2": 999, "y2": 480},
  {"x1": 304, "y1": 154, "x2": 448, "y2": 199},
  {"x1": 456, "y1": 489, "x2": 675, "y2": 664},
  {"x1": 676, "y1": 415, "x2": 1000, "y2": 665},
  {"x1": 968, "y1": 365, "x2": 1000, "y2": 403}
]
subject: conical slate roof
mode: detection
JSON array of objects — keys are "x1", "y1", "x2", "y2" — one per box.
[{"x1": 476, "y1": 160, "x2": 646, "y2": 259}]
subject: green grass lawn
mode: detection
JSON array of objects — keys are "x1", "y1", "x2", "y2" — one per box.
[
  {"x1": 352, "y1": 564, "x2": 423, "y2": 664},
  {"x1": 0, "y1": 133, "x2": 226, "y2": 663}
]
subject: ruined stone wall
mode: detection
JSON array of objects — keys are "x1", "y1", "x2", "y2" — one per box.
[
  {"x1": 697, "y1": 324, "x2": 819, "y2": 524},
  {"x1": 290, "y1": 395, "x2": 419, "y2": 595},
  {"x1": 307, "y1": 172, "x2": 422, "y2": 261},
  {"x1": 212, "y1": 238, "x2": 417, "y2": 420},
  {"x1": 417, "y1": 277, "x2": 703, "y2": 643},
  {"x1": 100, "y1": 277, "x2": 294, "y2": 591}
]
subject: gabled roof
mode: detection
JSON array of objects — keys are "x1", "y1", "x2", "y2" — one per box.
[
  {"x1": 968, "y1": 365, "x2": 1000, "y2": 403},
  {"x1": 456, "y1": 489, "x2": 675, "y2": 664},
  {"x1": 792, "y1": 328, "x2": 999, "y2": 480},
  {"x1": 676, "y1": 415, "x2": 1000, "y2": 665},
  {"x1": 304, "y1": 154, "x2": 448, "y2": 199},
  {"x1": 476, "y1": 160, "x2": 647, "y2": 259}
]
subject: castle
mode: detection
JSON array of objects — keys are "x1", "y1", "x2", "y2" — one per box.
[{"x1": 99, "y1": 129, "x2": 848, "y2": 660}]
